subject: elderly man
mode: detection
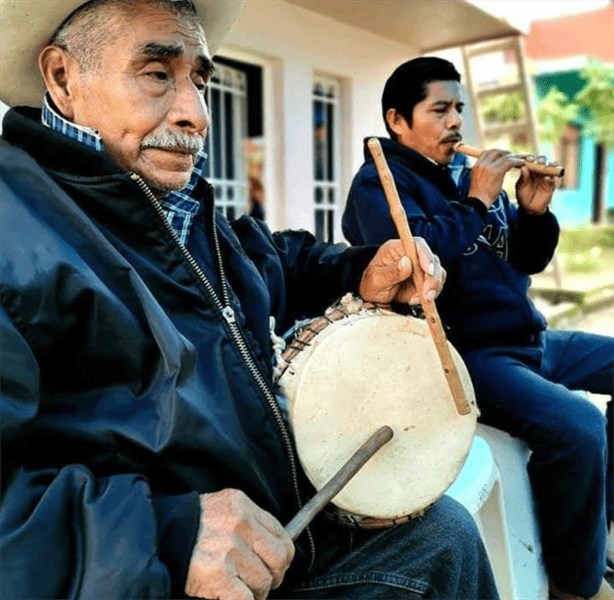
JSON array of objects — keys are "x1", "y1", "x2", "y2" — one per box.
[
  {"x1": 0, "y1": 2, "x2": 499, "y2": 599},
  {"x1": 342, "y1": 56, "x2": 614, "y2": 600}
]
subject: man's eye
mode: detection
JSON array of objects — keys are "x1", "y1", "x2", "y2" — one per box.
[{"x1": 148, "y1": 71, "x2": 169, "y2": 82}]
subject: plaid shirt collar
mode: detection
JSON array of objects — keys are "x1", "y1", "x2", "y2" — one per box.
[
  {"x1": 41, "y1": 94, "x2": 204, "y2": 246},
  {"x1": 42, "y1": 93, "x2": 104, "y2": 152}
]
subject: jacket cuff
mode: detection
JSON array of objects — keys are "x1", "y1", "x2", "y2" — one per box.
[
  {"x1": 344, "y1": 245, "x2": 380, "y2": 295},
  {"x1": 517, "y1": 205, "x2": 551, "y2": 219},
  {"x1": 460, "y1": 196, "x2": 488, "y2": 219},
  {"x1": 516, "y1": 205, "x2": 559, "y2": 237},
  {"x1": 152, "y1": 491, "x2": 201, "y2": 597}
]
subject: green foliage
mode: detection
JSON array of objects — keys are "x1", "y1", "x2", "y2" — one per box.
[
  {"x1": 481, "y1": 91, "x2": 525, "y2": 124},
  {"x1": 558, "y1": 224, "x2": 614, "y2": 253},
  {"x1": 478, "y1": 60, "x2": 612, "y2": 149},
  {"x1": 537, "y1": 86, "x2": 579, "y2": 143},
  {"x1": 480, "y1": 86, "x2": 579, "y2": 147},
  {"x1": 573, "y1": 60, "x2": 614, "y2": 149},
  {"x1": 558, "y1": 225, "x2": 614, "y2": 275}
]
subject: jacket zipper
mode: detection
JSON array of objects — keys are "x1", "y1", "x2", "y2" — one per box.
[{"x1": 129, "y1": 173, "x2": 315, "y2": 565}]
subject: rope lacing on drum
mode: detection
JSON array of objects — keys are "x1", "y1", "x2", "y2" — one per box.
[
  {"x1": 270, "y1": 316, "x2": 288, "y2": 381},
  {"x1": 272, "y1": 295, "x2": 376, "y2": 383}
]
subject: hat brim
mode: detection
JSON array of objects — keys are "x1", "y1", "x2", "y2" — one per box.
[{"x1": 0, "y1": 0, "x2": 244, "y2": 107}]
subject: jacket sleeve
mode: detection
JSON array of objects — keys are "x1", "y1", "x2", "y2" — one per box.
[
  {"x1": 0, "y1": 304, "x2": 200, "y2": 600},
  {"x1": 507, "y1": 201, "x2": 560, "y2": 275},
  {"x1": 343, "y1": 164, "x2": 487, "y2": 269},
  {"x1": 230, "y1": 216, "x2": 378, "y2": 328},
  {"x1": 272, "y1": 229, "x2": 378, "y2": 319}
]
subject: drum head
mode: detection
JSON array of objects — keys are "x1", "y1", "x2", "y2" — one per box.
[{"x1": 287, "y1": 312, "x2": 477, "y2": 519}]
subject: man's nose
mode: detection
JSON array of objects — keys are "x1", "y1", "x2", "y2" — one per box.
[
  {"x1": 169, "y1": 80, "x2": 209, "y2": 133},
  {"x1": 447, "y1": 110, "x2": 462, "y2": 130}
]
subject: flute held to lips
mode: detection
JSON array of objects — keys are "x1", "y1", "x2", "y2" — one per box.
[{"x1": 454, "y1": 142, "x2": 565, "y2": 178}]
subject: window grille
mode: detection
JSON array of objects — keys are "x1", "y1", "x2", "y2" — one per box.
[
  {"x1": 204, "y1": 63, "x2": 249, "y2": 221},
  {"x1": 312, "y1": 75, "x2": 341, "y2": 243}
]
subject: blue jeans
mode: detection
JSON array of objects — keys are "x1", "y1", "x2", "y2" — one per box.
[
  {"x1": 462, "y1": 329, "x2": 614, "y2": 598},
  {"x1": 277, "y1": 496, "x2": 499, "y2": 599}
]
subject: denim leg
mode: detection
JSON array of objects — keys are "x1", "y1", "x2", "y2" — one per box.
[
  {"x1": 463, "y1": 336, "x2": 610, "y2": 598},
  {"x1": 280, "y1": 496, "x2": 499, "y2": 600},
  {"x1": 540, "y1": 330, "x2": 614, "y2": 525}
]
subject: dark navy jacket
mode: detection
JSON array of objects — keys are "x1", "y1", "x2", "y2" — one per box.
[
  {"x1": 342, "y1": 137, "x2": 559, "y2": 351},
  {"x1": 0, "y1": 108, "x2": 377, "y2": 599}
]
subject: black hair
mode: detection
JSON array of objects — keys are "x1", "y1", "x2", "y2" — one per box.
[{"x1": 382, "y1": 57, "x2": 461, "y2": 139}]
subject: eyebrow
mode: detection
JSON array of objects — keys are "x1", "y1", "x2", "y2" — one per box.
[
  {"x1": 138, "y1": 42, "x2": 216, "y2": 76},
  {"x1": 431, "y1": 99, "x2": 464, "y2": 108}
]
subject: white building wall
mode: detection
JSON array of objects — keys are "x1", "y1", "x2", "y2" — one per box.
[{"x1": 219, "y1": 0, "x2": 424, "y2": 236}]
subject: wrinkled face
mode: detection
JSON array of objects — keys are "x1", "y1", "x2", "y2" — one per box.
[
  {"x1": 395, "y1": 80, "x2": 464, "y2": 165},
  {"x1": 67, "y1": 5, "x2": 212, "y2": 194}
]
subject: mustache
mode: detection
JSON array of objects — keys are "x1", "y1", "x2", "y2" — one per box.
[
  {"x1": 141, "y1": 131, "x2": 204, "y2": 154},
  {"x1": 442, "y1": 134, "x2": 462, "y2": 143}
]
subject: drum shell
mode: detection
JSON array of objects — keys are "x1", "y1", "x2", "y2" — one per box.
[{"x1": 277, "y1": 306, "x2": 478, "y2": 522}]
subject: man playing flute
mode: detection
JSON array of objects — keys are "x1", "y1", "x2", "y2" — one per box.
[{"x1": 342, "y1": 56, "x2": 614, "y2": 600}]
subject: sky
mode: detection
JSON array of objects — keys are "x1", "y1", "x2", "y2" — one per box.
[{"x1": 468, "y1": 0, "x2": 611, "y2": 31}]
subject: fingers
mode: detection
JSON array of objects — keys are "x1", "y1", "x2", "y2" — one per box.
[
  {"x1": 252, "y1": 511, "x2": 295, "y2": 590},
  {"x1": 185, "y1": 489, "x2": 294, "y2": 600},
  {"x1": 518, "y1": 154, "x2": 558, "y2": 187},
  {"x1": 358, "y1": 239, "x2": 445, "y2": 306},
  {"x1": 469, "y1": 149, "x2": 524, "y2": 206},
  {"x1": 479, "y1": 148, "x2": 524, "y2": 170},
  {"x1": 414, "y1": 238, "x2": 445, "y2": 303}
]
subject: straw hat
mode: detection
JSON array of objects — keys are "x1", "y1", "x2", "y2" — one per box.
[{"x1": 0, "y1": 0, "x2": 244, "y2": 107}]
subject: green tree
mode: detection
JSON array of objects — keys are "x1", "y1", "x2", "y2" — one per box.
[
  {"x1": 480, "y1": 87, "x2": 578, "y2": 149},
  {"x1": 536, "y1": 86, "x2": 579, "y2": 144},
  {"x1": 482, "y1": 90, "x2": 525, "y2": 124},
  {"x1": 573, "y1": 59, "x2": 614, "y2": 150}
]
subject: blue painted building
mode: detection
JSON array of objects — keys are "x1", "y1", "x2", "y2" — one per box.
[{"x1": 534, "y1": 70, "x2": 613, "y2": 226}]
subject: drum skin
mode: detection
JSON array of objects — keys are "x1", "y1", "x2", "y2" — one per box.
[{"x1": 278, "y1": 308, "x2": 478, "y2": 521}]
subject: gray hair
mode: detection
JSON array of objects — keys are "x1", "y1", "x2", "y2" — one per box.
[{"x1": 51, "y1": 0, "x2": 202, "y2": 73}]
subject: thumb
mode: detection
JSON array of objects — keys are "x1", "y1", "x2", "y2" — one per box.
[{"x1": 397, "y1": 254, "x2": 412, "y2": 276}]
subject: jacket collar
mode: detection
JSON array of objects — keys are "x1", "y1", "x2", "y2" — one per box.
[
  {"x1": 362, "y1": 137, "x2": 469, "y2": 199},
  {"x1": 2, "y1": 105, "x2": 216, "y2": 223},
  {"x1": 3, "y1": 106, "x2": 122, "y2": 177}
]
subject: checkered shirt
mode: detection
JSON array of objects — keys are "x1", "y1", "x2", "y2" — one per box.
[{"x1": 41, "y1": 94, "x2": 203, "y2": 246}]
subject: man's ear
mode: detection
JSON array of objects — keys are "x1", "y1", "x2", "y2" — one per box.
[
  {"x1": 385, "y1": 108, "x2": 408, "y2": 138},
  {"x1": 38, "y1": 46, "x2": 79, "y2": 120}
]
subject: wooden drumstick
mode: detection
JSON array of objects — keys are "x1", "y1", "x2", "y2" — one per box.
[
  {"x1": 455, "y1": 142, "x2": 564, "y2": 177},
  {"x1": 285, "y1": 425, "x2": 393, "y2": 540},
  {"x1": 367, "y1": 138, "x2": 471, "y2": 416}
]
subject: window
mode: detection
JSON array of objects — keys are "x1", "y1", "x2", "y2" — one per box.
[
  {"x1": 312, "y1": 75, "x2": 341, "y2": 243},
  {"x1": 204, "y1": 62, "x2": 249, "y2": 221}
]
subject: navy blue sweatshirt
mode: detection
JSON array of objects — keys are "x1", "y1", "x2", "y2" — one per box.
[{"x1": 342, "y1": 137, "x2": 559, "y2": 351}]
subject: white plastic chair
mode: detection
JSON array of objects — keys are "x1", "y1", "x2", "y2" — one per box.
[{"x1": 447, "y1": 427, "x2": 548, "y2": 600}]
